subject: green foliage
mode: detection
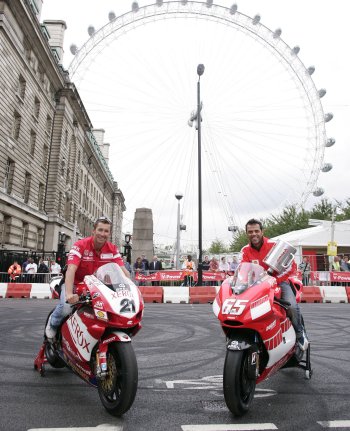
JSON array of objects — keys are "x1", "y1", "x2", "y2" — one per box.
[
  {"x1": 208, "y1": 238, "x2": 228, "y2": 254},
  {"x1": 228, "y1": 198, "x2": 350, "y2": 252}
]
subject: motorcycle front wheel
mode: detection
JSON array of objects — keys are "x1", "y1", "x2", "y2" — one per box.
[
  {"x1": 223, "y1": 349, "x2": 256, "y2": 416},
  {"x1": 97, "y1": 342, "x2": 138, "y2": 417}
]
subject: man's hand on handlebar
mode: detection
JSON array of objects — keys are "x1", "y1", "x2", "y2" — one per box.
[{"x1": 66, "y1": 293, "x2": 79, "y2": 304}]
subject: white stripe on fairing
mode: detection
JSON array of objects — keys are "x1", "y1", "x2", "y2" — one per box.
[
  {"x1": 318, "y1": 421, "x2": 350, "y2": 428},
  {"x1": 212, "y1": 298, "x2": 220, "y2": 317},
  {"x1": 250, "y1": 299, "x2": 271, "y2": 320},
  {"x1": 181, "y1": 424, "x2": 278, "y2": 431},
  {"x1": 266, "y1": 324, "x2": 295, "y2": 368}
]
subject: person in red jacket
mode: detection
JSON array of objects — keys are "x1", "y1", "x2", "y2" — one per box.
[
  {"x1": 241, "y1": 218, "x2": 308, "y2": 351},
  {"x1": 46, "y1": 216, "x2": 129, "y2": 339},
  {"x1": 8, "y1": 261, "x2": 21, "y2": 281}
]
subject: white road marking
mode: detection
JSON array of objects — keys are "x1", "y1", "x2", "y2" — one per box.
[
  {"x1": 163, "y1": 375, "x2": 276, "y2": 398},
  {"x1": 28, "y1": 425, "x2": 122, "y2": 431},
  {"x1": 181, "y1": 424, "x2": 278, "y2": 430},
  {"x1": 318, "y1": 421, "x2": 350, "y2": 428}
]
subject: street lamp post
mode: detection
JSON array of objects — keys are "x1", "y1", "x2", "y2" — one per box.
[
  {"x1": 197, "y1": 64, "x2": 205, "y2": 286},
  {"x1": 175, "y1": 192, "x2": 183, "y2": 269}
]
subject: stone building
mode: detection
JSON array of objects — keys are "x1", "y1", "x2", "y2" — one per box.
[{"x1": 0, "y1": 0, "x2": 125, "y2": 255}]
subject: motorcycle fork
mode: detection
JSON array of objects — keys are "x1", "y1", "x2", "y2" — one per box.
[{"x1": 95, "y1": 343, "x2": 108, "y2": 379}]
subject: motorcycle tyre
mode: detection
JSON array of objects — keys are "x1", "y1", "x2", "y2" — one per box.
[
  {"x1": 223, "y1": 349, "x2": 256, "y2": 416},
  {"x1": 97, "y1": 342, "x2": 138, "y2": 417},
  {"x1": 44, "y1": 342, "x2": 65, "y2": 368}
]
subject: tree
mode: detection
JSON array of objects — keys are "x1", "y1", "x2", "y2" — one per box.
[
  {"x1": 209, "y1": 238, "x2": 227, "y2": 254},
  {"x1": 308, "y1": 198, "x2": 334, "y2": 220},
  {"x1": 229, "y1": 229, "x2": 247, "y2": 252}
]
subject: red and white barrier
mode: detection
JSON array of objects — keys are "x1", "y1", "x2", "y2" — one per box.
[
  {"x1": 0, "y1": 283, "x2": 51, "y2": 299},
  {"x1": 321, "y1": 286, "x2": 348, "y2": 303}
]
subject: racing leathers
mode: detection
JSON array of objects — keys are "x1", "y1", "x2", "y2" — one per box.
[
  {"x1": 49, "y1": 236, "x2": 124, "y2": 331},
  {"x1": 241, "y1": 237, "x2": 304, "y2": 341}
]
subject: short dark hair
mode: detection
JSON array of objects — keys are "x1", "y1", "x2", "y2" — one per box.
[
  {"x1": 93, "y1": 216, "x2": 112, "y2": 229},
  {"x1": 245, "y1": 218, "x2": 263, "y2": 232}
]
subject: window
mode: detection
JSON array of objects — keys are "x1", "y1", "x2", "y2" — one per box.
[
  {"x1": 64, "y1": 130, "x2": 68, "y2": 147},
  {"x1": 42, "y1": 144, "x2": 48, "y2": 168},
  {"x1": 4, "y1": 159, "x2": 15, "y2": 193},
  {"x1": 34, "y1": 97, "x2": 40, "y2": 119},
  {"x1": 60, "y1": 160, "x2": 65, "y2": 177},
  {"x1": 58, "y1": 192, "x2": 62, "y2": 216},
  {"x1": 23, "y1": 172, "x2": 31, "y2": 203},
  {"x1": 21, "y1": 223, "x2": 29, "y2": 247},
  {"x1": 18, "y1": 75, "x2": 26, "y2": 100},
  {"x1": 38, "y1": 183, "x2": 44, "y2": 210},
  {"x1": 30, "y1": 130, "x2": 36, "y2": 156},
  {"x1": 75, "y1": 174, "x2": 79, "y2": 189},
  {"x1": 46, "y1": 115, "x2": 52, "y2": 136},
  {"x1": 12, "y1": 111, "x2": 21, "y2": 140}
]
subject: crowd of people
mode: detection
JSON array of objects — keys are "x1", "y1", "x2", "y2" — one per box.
[{"x1": 7, "y1": 259, "x2": 62, "y2": 283}]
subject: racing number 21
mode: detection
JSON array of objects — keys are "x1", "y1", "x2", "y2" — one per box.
[{"x1": 120, "y1": 298, "x2": 136, "y2": 313}]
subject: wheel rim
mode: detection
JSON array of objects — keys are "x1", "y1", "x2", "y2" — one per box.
[{"x1": 100, "y1": 352, "x2": 122, "y2": 402}]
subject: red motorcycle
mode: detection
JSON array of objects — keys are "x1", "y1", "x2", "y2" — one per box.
[
  {"x1": 34, "y1": 263, "x2": 144, "y2": 416},
  {"x1": 213, "y1": 262, "x2": 312, "y2": 416}
]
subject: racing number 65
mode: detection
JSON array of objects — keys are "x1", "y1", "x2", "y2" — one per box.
[{"x1": 222, "y1": 299, "x2": 248, "y2": 315}]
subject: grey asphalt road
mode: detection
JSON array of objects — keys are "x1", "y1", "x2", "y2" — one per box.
[{"x1": 0, "y1": 300, "x2": 349, "y2": 431}]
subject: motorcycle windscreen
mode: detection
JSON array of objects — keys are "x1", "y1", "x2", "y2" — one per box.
[
  {"x1": 93, "y1": 262, "x2": 142, "y2": 316},
  {"x1": 231, "y1": 262, "x2": 265, "y2": 294}
]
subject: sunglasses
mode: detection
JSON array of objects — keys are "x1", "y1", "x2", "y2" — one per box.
[{"x1": 94, "y1": 216, "x2": 112, "y2": 225}]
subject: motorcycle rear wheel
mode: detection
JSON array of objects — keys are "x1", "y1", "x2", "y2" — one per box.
[
  {"x1": 44, "y1": 342, "x2": 65, "y2": 368},
  {"x1": 223, "y1": 349, "x2": 256, "y2": 416},
  {"x1": 97, "y1": 342, "x2": 138, "y2": 417}
]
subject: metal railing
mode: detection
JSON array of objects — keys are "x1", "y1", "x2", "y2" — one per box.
[{"x1": 0, "y1": 272, "x2": 61, "y2": 283}]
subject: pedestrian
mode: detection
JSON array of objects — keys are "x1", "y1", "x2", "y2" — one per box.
[
  {"x1": 182, "y1": 255, "x2": 195, "y2": 287},
  {"x1": 298, "y1": 256, "x2": 311, "y2": 286},
  {"x1": 7, "y1": 261, "x2": 21, "y2": 282},
  {"x1": 202, "y1": 255, "x2": 211, "y2": 286},
  {"x1": 230, "y1": 256, "x2": 239, "y2": 273},
  {"x1": 209, "y1": 256, "x2": 219, "y2": 286},
  {"x1": 37, "y1": 258, "x2": 49, "y2": 283},
  {"x1": 50, "y1": 260, "x2": 61, "y2": 277},
  {"x1": 134, "y1": 256, "x2": 146, "y2": 286},
  {"x1": 141, "y1": 254, "x2": 149, "y2": 273},
  {"x1": 45, "y1": 216, "x2": 129, "y2": 339},
  {"x1": 25, "y1": 258, "x2": 38, "y2": 282},
  {"x1": 149, "y1": 255, "x2": 162, "y2": 286},
  {"x1": 219, "y1": 256, "x2": 230, "y2": 272}
]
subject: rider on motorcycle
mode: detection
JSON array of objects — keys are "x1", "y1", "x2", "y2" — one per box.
[
  {"x1": 241, "y1": 218, "x2": 309, "y2": 351},
  {"x1": 45, "y1": 216, "x2": 130, "y2": 339}
]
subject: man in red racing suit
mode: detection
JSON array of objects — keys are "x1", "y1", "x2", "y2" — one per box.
[
  {"x1": 241, "y1": 218, "x2": 308, "y2": 351},
  {"x1": 46, "y1": 216, "x2": 129, "y2": 339}
]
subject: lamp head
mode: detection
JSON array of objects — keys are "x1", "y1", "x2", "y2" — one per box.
[
  {"x1": 197, "y1": 64, "x2": 205, "y2": 76},
  {"x1": 175, "y1": 192, "x2": 183, "y2": 200}
]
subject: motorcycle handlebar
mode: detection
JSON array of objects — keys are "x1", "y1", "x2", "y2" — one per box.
[{"x1": 65, "y1": 293, "x2": 91, "y2": 305}]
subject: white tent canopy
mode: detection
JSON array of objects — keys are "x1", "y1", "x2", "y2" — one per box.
[{"x1": 272, "y1": 220, "x2": 350, "y2": 263}]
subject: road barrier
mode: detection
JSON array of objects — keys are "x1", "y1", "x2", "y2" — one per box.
[
  {"x1": 189, "y1": 286, "x2": 216, "y2": 304},
  {"x1": 321, "y1": 285, "x2": 348, "y2": 303},
  {"x1": 138, "y1": 286, "x2": 163, "y2": 303},
  {"x1": 163, "y1": 285, "x2": 189, "y2": 303},
  {"x1": 6, "y1": 283, "x2": 32, "y2": 298},
  {"x1": 300, "y1": 286, "x2": 323, "y2": 303},
  {"x1": 345, "y1": 287, "x2": 350, "y2": 303}
]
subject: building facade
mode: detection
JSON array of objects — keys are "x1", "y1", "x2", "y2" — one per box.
[{"x1": 0, "y1": 0, "x2": 125, "y2": 257}]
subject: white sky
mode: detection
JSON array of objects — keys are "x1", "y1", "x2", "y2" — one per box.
[{"x1": 41, "y1": 0, "x2": 350, "y2": 250}]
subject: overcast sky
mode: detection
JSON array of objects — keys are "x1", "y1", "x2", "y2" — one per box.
[{"x1": 41, "y1": 0, "x2": 349, "y2": 250}]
